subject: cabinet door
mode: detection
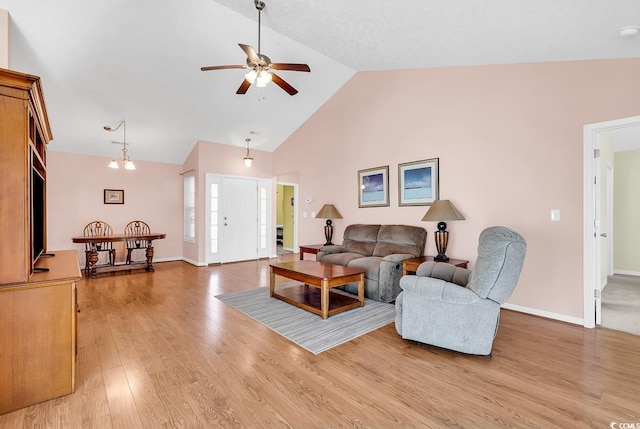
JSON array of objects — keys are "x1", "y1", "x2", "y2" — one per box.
[
  {"x1": 0, "y1": 94, "x2": 30, "y2": 284},
  {"x1": 0, "y1": 281, "x2": 76, "y2": 415}
]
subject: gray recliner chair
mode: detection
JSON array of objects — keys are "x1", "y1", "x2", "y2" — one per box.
[{"x1": 395, "y1": 226, "x2": 526, "y2": 355}]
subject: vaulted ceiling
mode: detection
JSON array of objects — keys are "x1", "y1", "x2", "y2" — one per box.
[{"x1": 1, "y1": 0, "x2": 639, "y2": 163}]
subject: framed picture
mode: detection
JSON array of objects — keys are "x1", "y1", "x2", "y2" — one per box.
[
  {"x1": 358, "y1": 166, "x2": 389, "y2": 208},
  {"x1": 398, "y1": 158, "x2": 439, "y2": 206},
  {"x1": 104, "y1": 189, "x2": 124, "y2": 205}
]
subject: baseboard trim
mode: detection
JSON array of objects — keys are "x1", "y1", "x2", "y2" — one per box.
[
  {"x1": 181, "y1": 257, "x2": 208, "y2": 267},
  {"x1": 502, "y1": 303, "x2": 584, "y2": 326},
  {"x1": 154, "y1": 257, "x2": 183, "y2": 263},
  {"x1": 613, "y1": 269, "x2": 640, "y2": 277}
]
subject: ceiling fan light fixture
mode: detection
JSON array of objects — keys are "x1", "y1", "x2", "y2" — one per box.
[
  {"x1": 108, "y1": 159, "x2": 119, "y2": 169},
  {"x1": 256, "y1": 70, "x2": 272, "y2": 87},
  {"x1": 245, "y1": 69, "x2": 258, "y2": 83},
  {"x1": 200, "y1": 0, "x2": 309, "y2": 96}
]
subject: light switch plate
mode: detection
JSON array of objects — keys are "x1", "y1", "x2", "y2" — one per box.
[{"x1": 551, "y1": 210, "x2": 560, "y2": 221}]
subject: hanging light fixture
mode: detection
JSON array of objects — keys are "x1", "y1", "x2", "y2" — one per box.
[
  {"x1": 243, "y1": 137, "x2": 253, "y2": 167},
  {"x1": 104, "y1": 120, "x2": 135, "y2": 170},
  {"x1": 242, "y1": 1, "x2": 273, "y2": 89}
]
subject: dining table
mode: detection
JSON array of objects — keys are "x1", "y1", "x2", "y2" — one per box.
[{"x1": 71, "y1": 233, "x2": 166, "y2": 278}]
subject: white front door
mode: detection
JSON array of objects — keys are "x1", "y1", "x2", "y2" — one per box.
[{"x1": 221, "y1": 177, "x2": 258, "y2": 263}]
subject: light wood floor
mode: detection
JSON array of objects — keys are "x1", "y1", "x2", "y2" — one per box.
[{"x1": 2, "y1": 254, "x2": 640, "y2": 428}]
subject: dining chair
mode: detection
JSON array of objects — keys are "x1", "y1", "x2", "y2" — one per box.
[
  {"x1": 124, "y1": 220, "x2": 151, "y2": 264},
  {"x1": 82, "y1": 220, "x2": 116, "y2": 275}
]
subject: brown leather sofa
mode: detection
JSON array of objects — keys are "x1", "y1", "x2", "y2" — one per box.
[{"x1": 317, "y1": 224, "x2": 427, "y2": 302}]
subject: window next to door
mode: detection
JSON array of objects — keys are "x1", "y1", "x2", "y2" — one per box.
[{"x1": 184, "y1": 175, "x2": 195, "y2": 243}]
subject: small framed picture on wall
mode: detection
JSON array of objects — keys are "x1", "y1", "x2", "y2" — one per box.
[{"x1": 104, "y1": 189, "x2": 124, "y2": 204}]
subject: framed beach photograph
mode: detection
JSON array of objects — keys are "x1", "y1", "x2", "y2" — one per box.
[
  {"x1": 358, "y1": 166, "x2": 389, "y2": 208},
  {"x1": 398, "y1": 158, "x2": 439, "y2": 206},
  {"x1": 104, "y1": 189, "x2": 124, "y2": 205}
]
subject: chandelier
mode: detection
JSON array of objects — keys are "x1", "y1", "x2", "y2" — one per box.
[{"x1": 104, "y1": 120, "x2": 135, "y2": 170}]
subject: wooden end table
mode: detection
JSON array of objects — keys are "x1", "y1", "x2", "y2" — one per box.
[
  {"x1": 269, "y1": 260, "x2": 365, "y2": 319},
  {"x1": 402, "y1": 256, "x2": 469, "y2": 275},
  {"x1": 298, "y1": 244, "x2": 325, "y2": 260}
]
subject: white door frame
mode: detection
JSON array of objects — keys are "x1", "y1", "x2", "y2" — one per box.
[
  {"x1": 583, "y1": 115, "x2": 640, "y2": 328},
  {"x1": 605, "y1": 162, "x2": 614, "y2": 278}
]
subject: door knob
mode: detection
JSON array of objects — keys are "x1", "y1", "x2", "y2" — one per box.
[{"x1": 600, "y1": 233, "x2": 607, "y2": 237}]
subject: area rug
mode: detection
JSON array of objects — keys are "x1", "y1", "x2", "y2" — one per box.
[{"x1": 215, "y1": 286, "x2": 396, "y2": 354}]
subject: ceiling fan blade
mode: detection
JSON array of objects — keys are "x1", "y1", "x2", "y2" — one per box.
[
  {"x1": 238, "y1": 44, "x2": 260, "y2": 64},
  {"x1": 271, "y1": 63, "x2": 310, "y2": 72},
  {"x1": 271, "y1": 73, "x2": 298, "y2": 96},
  {"x1": 201, "y1": 65, "x2": 246, "y2": 71},
  {"x1": 236, "y1": 79, "x2": 252, "y2": 95}
]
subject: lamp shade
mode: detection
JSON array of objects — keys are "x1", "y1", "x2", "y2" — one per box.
[
  {"x1": 421, "y1": 200, "x2": 465, "y2": 222},
  {"x1": 316, "y1": 204, "x2": 343, "y2": 219}
]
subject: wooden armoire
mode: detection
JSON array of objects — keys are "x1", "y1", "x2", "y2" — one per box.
[{"x1": 0, "y1": 68, "x2": 81, "y2": 415}]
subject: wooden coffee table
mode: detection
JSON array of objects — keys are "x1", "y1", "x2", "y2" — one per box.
[{"x1": 269, "y1": 260, "x2": 365, "y2": 319}]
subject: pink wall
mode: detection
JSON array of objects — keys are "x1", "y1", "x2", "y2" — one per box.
[
  {"x1": 182, "y1": 140, "x2": 275, "y2": 264},
  {"x1": 47, "y1": 151, "x2": 183, "y2": 265},
  {"x1": 274, "y1": 58, "x2": 640, "y2": 321}
]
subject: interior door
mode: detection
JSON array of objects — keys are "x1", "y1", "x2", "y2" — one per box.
[{"x1": 221, "y1": 177, "x2": 258, "y2": 263}]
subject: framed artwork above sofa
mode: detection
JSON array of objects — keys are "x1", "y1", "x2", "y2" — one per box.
[
  {"x1": 358, "y1": 165, "x2": 389, "y2": 208},
  {"x1": 398, "y1": 158, "x2": 439, "y2": 206}
]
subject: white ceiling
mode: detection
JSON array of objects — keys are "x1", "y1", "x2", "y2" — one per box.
[{"x1": 1, "y1": 0, "x2": 640, "y2": 163}]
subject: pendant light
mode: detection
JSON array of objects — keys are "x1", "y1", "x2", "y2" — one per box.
[
  {"x1": 104, "y1": 120, "x2": 136, "y2": 170},
  {"x1": 243, "y1": 138, "x2": 253, "y2": 167}
]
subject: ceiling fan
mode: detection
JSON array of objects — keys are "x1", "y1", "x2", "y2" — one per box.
[{"x1": 201, "y1": 0, "x2": 310, "y2": 96}]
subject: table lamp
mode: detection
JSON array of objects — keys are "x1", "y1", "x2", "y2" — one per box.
[
  {"x1": 315, "y1": 204, "x2": 342, "y2": 245},
  {"x1": 421, "y1": 200, "x2": 465, "y2": 261}
]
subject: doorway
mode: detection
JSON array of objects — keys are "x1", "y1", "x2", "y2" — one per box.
[
  {"x1": 276, "y1": 183, "x2": 297, "y2": 255},
  {"x1": 583, "y1": 115, "x2": 640, "y2": 328},
  {"x1": 205, "y1": 174, "x2": 271, "y2": 264}
]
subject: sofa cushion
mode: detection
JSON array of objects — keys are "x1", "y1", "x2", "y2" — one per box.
[
  {"x1": 342, "y1": 224, "x2": 381, "y2": 256},
  {"x1": 320, "y1": 252, "x2": 365, "y2": 267},
  {"x1": 372, "y1": 225, "x2": 427, "y2": 257},
  {"x1": 346, "y1": 256, "x2": 382, "y2": 281}
]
